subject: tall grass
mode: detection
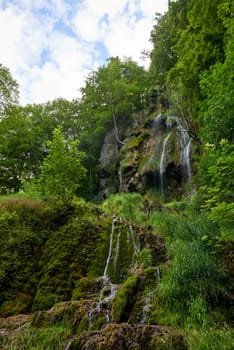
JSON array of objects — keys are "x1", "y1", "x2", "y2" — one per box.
[
  {"x1": 149, "y1": 208, "x2": 227, "y2": 332},
  {"x1": 102, "y1": 192, "x2": 147, "y2": 224},
  {"x1": 1, "y1": 325, "x2": 70, "y2": 350}
]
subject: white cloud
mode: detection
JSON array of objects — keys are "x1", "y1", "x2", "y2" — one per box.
[
  {"x1": 140, "y1": 0, "x2": 168, "y2": 16},
  {"x1": 0, "y1": 0, "x2": 168, "y2": 104}
]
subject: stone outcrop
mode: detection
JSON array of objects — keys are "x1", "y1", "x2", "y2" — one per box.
[
  {"x1": 75, "y1": 323, "x2": 186, "y2": 350},
  {"x1": 118, "y1": 110, "x2": 192, "y2": 198}
]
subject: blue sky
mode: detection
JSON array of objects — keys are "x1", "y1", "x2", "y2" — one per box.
[{"x1": 0, "y1": 0, "x2": 168, "y2": 104}]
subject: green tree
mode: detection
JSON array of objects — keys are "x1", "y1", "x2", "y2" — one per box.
[
  {"x1": 0, "y1": 64, "x2": 19, "y2": 113},
  {"x1": 198, "y1": 140, "x2": 234, "y2": 240},
  {"x1": 167, "y1": 0, "x2": 225, "y2": 116},
  {"x1": 0, "y1": 106, "x2": 41, "y2": 193},
  {"x1": 35, "y1": 126, "x2": 86, "y2": 205},
  {"x1": 77, "y1": 57, "x2": 151, "y2": 197},
  {"x1": 199, "y1": 0, "x2": 234, "y2": 144},
  {"x1": 79, "y1": 57, "x2": 151, "y2": 145},
  {"x1": 0, "y1": 99, "x2": 81, "y2": 194}
]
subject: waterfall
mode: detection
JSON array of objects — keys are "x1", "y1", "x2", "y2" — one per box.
[
  {"x1": 113, "y1": 227, "x2": 121, "y2": 273},
  {"x1": 175, "y1": 118, "x2": 192, "y2": 180},
  {"x1": 89, "y1": 218, "x2": 140, "y2": 326},
  {"x1": 96, "y1": 217, "x2": 119, "y2": 323},
  {"x1": 129, "y1": 223, "x2": 139, "y2": 254},
  {"x1": 159, "y1": 133, "x2": 171, "y2": 195},
  {"x1": 129, "y1": 223, "x2": 140, "y2": 270},
  {"x1": 184, "y1": 138, "x2": 192, "y2": 179},
  {"x1": 156, "y1": 115, "x2": 192, "y2": 196},
  {"x1": 103, "y1": 217, "x2": 117, "y2": 278}
]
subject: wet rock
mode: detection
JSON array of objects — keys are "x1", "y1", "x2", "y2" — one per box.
[{"x1": 75, "y1": 323, "x2": 187, "y2": 350}]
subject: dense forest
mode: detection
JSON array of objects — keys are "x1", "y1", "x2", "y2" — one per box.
[{"x1": 0, "y1": 0, "x2": 233, "y2": 349}]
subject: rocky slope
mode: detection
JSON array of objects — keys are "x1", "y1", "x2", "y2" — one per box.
[{"x1": 0, "y1": 197, "x2": 187, "y2": 349}]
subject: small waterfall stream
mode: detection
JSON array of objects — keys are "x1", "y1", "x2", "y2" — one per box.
[
  {"x1": 175, "y1": 117, "x2": 192, "y2": 180},
  {"x1": 87, "y1": 217, "x2": 139, "y2": 327},
  {"x1": 184, "y1": 138, "x2": 192, "y2": 179},
  {"x1": 103, "y1": 217, "x2": 117, "y2": 277},
  {"x1": 113, "y1": 226, "x2": 121, "y2": 273},
  {"x1": 97, "y1": 217, "x2": 119, "y2": 321},
  {"x1": 159, "y1": 133, "x2": 171, "y2": 196},
  {"x1": 157, "y1": 115, "x2": 192, "y2": 195},
  {"x1": 87, "y1": 217, "x2": 118, "y2": 327}
]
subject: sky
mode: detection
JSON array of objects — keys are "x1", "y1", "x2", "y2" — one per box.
[{"x1": 0, "y1": 0, "x2": 168, "y2": 105}]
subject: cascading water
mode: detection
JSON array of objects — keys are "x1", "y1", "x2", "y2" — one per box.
[
  {"x1": 157, "y1": 115, "x2": 192, "y2": 195},
  {"x1": 175, "y1": 117, "x2": 192, "y2": 180},
  {"x1": 113, "y1": 226, "x2": 121, "y2": 273},
  {"x1": 103, "y1": 217, "x2": 117, "y2": 278},
  {"x1": 98, "y1": 217, "x2": 118, "y2": 310},
  {"x1": 87, "y1": 218, "x2": 140, "y2": 327},
  {"x1": 129, "y1": 223, "x2": 140, "y2": 270},
  {"x1": 159, "y1": 133, "x2": 171, "y2": 196},
  {"x1": 87, "y1": 217, "x2": 118, "y2": 327},
  {"x1": 184, "y1": 138, "x2": 192, "y2": 179}
]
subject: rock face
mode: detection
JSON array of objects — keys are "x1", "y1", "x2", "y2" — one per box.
[
  {"x1": 118, "y1": 110, "x2": 192, "y2": 199},
  {"x1": 75, "y1": 323, "x2": 186, "y2": 350},
  {"x1": 98, "y1": 107, "x2": 193, "y2": 200},
  {"x1": 99, "y1": 130, "x2": 120, "y2": 198}
]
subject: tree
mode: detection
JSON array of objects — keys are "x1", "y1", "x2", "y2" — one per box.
[
  {"x1": 35, "y1": 126, "x2": 86, "y2": 205},
  {"x1": 0, "y1": 64, "x2": 19, "y2": 114},
  {"x1": 0, "y1": 106, "x2": 40, "y2": 193},
  {"x1": 198, "y1": 140, "x2": 234, "y2": 240},
  {"x1": 79, "y1": 57, "x2": 151, "y2": 145},
  {"x1": 0, "y1": 99, "x2": 80, "y2": 194},
  {"x1": 77, "y1": 57, "x2": 151, "y2": 197},
  {"x1": 199, "y1": 0, "x2": 234, "y2": 144}
]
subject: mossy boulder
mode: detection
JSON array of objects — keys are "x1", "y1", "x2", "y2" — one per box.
[
  {"x1": 112, "y1": 275, "x2": 139, "y2": 323},
  {"x1": 74, "y1": 323, "x2": 187, "y2": 350}
]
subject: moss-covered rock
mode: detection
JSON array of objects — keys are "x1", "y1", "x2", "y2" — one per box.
[
  {"x1": 74, "y1": 323, "x2": 187, "y2": 350},
  {"x1": 112, "y1": 275, "x2": 139, "y2": 323}
]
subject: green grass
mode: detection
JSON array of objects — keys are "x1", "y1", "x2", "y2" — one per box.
[{"x1": 1, "y1": 325, "x2": 70, "y2": 350}]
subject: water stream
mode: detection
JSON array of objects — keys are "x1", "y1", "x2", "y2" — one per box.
[
  {"x1": 158, "y1": 115, "x2": 192, "y2": 195},
  {"x1": 103, "y1": 217, "x2": 117, "y2": 277},
  {"x1": 129, "y1": 223, "x2": 139, "y2": 270},
  {"x1": 113, "y1": 226, "x2": 121, "y2": 273},
  {"x1": 87, "y1": 218, "x2": 140, "y2": 327},
  {"x1": 159, "y1": 133, "x2": 171, "y2": 196},
  {"x1": 175, "y1": 117, "x2": 192, "y2": 180}
]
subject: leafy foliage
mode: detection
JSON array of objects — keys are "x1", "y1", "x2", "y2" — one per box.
[
  {"x1": 199, "y1": 8, "x2": 234, "y2": 144},
  {"x1": 33, "y1": 126, "x2": 86, "y2": 205},
  {"x1": 0, "y1": 63, "x2": 19, "y2": 113},
  {"x1": 197, "y1": 140, "x2": 234, "y2": 240}
]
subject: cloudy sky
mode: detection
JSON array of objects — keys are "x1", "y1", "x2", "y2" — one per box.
[{"x1": 0, "y1": 0, "x2": 168, "y2": 105}]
